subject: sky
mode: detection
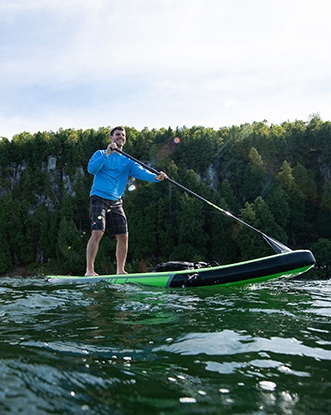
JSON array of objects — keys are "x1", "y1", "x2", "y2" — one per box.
[{"x1": 1, "y1": 0, "x2": 330, "y2": 139}]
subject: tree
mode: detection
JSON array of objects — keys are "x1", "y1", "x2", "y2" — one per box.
[
  {"x1": 311, "y1": 238, "x2": 331, "y2": 278},
  {"x1": 242, "y1": 147, "x2": 266, "y2": 202},
  {"x1": 0, "y1": 198, "x2": 12, "y2": 272},
  {"x1": 56, "y1": 217, "x2": 85, "y2": 274},
  {"x1": 277, "y1": 160, "x2": 295, "y2": 189},
  {"x1": 237, "y1": 197, "x2": 287, "y2": 260},
  {"x1": 0, "y1": 238, "x2": 11, "y2": 274},
  {"x1": 170, "y1": 193, "x2": 209, "y2": 261},
  {"x1": 293, "y1": 163, "x2": 317, "y2": 200},
  {"x1": 265, "y1": 185, "x2": 290, "y2": 230}
]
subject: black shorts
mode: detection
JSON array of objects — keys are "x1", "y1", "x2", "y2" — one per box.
[{"x1": 89, "y1": 195, "x2": 128, "y2": 237}]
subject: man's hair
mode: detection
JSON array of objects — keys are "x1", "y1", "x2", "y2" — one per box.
[{"x1": 110, "y1": 126, "x2": 125, "y2": 136}]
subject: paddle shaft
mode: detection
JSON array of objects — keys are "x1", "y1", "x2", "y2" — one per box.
[{"x1": 115, "y1": 148, "x2": 291, "y2": 253}]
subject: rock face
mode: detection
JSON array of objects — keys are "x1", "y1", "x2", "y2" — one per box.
[
  {"x1": 1, "y1": 155, "x2": 87, "y2": 212},
  {"x1": 320, "y1": 164, "x2": 331, "y2": 185},
  {"x1": 47, "y1": 156, "x2": 57, "y2": 173}
]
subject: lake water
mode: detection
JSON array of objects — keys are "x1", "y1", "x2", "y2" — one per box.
[{"x1": 0, "y1": 275, "x2": 330, "y2": 415}]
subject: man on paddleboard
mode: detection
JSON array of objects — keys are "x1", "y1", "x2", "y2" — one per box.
[{"x1": 85, "y1": 126, "x2": 167, "y2": 276}]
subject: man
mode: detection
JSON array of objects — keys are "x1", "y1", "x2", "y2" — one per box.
[{"x1": 85, "y1": 126, "x2": 167, "y2": 276}]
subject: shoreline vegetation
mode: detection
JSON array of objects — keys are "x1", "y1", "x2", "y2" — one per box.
[{"x1": 1, "y1": 117, "x2": 331, "y2": 278}]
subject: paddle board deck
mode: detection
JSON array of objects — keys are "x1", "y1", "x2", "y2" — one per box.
[{"x1": 46, "y1": 250, "x2": 315, "y2": 288}]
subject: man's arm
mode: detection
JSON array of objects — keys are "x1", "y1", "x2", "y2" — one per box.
[
  {"x1": 129, "y1": 161, "x2": 167, "y2": 182},
  {"x1": 87, "y1": 150, "x2": 107, "y2": 174}
]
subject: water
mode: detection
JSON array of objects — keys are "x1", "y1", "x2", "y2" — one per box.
[{"x1": 0, "y1": 276, "x2": 330, "y2": 415}]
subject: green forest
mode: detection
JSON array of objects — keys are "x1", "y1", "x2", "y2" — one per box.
[{"x1": 1, "y1": 116, "x2": 331, "y2": 278}]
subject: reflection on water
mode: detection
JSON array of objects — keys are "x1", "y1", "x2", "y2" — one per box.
[{"x1": 0, "y1": 277, "x2": 330, "y2": 414}]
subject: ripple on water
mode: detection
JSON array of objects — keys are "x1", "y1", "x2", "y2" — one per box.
[{"x1": 0, "y1": 276, "x2": 331, "y2": 414}]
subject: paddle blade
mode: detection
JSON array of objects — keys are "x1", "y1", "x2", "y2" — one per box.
[{"x1": 263, "y1": 234, "x2": 292, "y2": 253}]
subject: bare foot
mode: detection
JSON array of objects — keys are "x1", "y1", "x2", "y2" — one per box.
[
  {"x1": 117, "y1": 270, "x2": 128, "y2": 275},
  {"x1": 85, "y1": 271, "x2": 99, "y2": 276}
]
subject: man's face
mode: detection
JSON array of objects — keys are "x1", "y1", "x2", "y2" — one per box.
[{"x1": 111, "y1": 129, "x2": 126, "y2": 147}]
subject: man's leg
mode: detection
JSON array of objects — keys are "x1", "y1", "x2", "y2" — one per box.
[
  {"x1": 85, "y1": 230, "x2": 104, "y2": 276},
  {"x1": 115, "y1": 233, "x2": 128, "y2": 274}
]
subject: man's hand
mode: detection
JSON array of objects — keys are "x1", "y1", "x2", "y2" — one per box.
[
  {"x1": 155, "y1": 171, "x2": 167, "y2": 181},
  {"x1": 106, "y1": 143, "x2": 117, "y2": 157}
]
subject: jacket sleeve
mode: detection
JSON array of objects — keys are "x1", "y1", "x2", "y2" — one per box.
[
  {"x1": 87, "y1": 150, "x2": 107, "y2": 174},
  {"x1": 129, "y1": 160, "x2": 159, "y2": 182}
]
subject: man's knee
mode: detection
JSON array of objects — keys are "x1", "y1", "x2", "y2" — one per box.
[
  {"x1": 91, "y1": 230, "x2": 104, "y2": 242},
  {"x1": 116, "y1": 233, "x2": 128, "y2": 243}
]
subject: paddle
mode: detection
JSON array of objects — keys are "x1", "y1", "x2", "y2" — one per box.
[{"x1": 115, "y1": 148, "x2": 292, "y2": 254}]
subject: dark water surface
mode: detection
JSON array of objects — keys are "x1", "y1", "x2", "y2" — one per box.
[{"x1": 0, "y1": 276, "x2": 330, "y2": 415}]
